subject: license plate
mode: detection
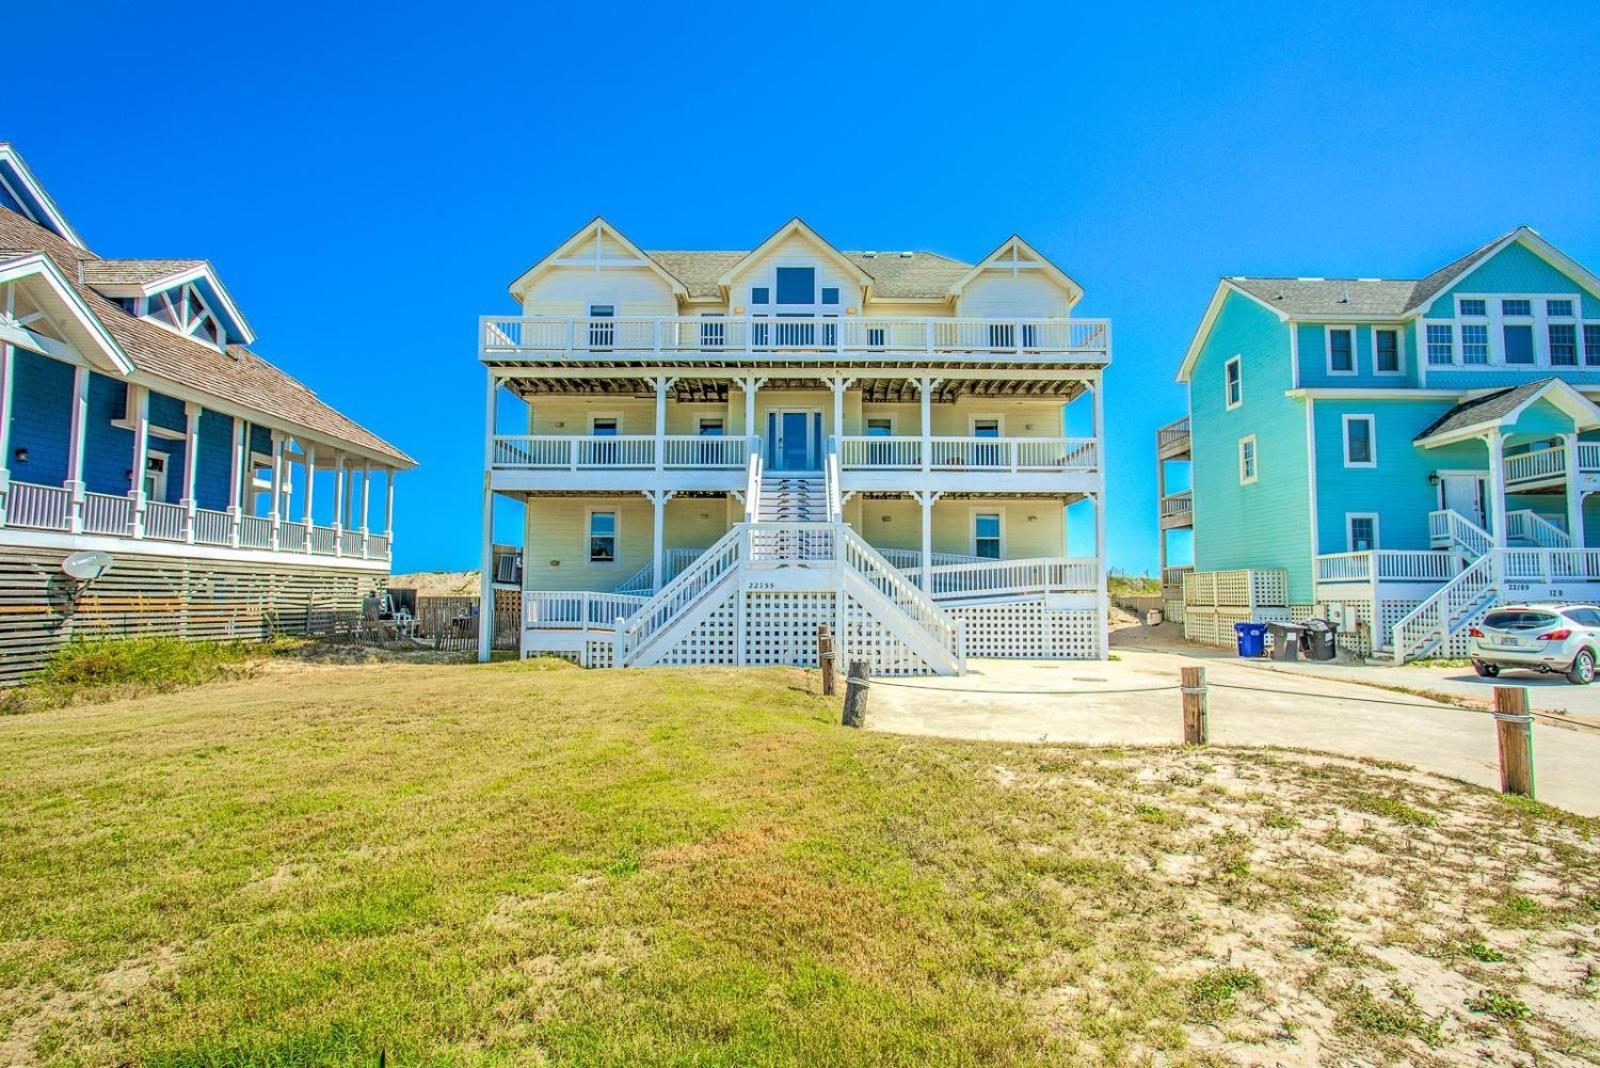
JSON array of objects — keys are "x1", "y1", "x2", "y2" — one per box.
[{"x1": 1497, "y1": 636, "x2": 1526, "y2": 648}]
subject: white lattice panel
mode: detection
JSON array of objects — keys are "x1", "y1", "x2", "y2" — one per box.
[
  {"x1": 1162, "y1": 599, "x2": 1184, "y2": 624},
  {"x1": 584, "y1": 641, "x2": 615, "y2": 669},
  {"x1": 1182, "y1": 607, "x2": 1290, "y2": 647},
  {"x1": 947, "y1": 601, "x2": 1102, "y2": 659},
  {"x1": 1182, "y1": 569, "x2": 1287, "y2": 609},
  {"x1": 743, "y1": 592, "x2": 832, "y2": 667},
  {"x1": 656, "y1": 592, "x2": 737, "y2": 666},
  {"x1": 842, "y1": 592, "x2": 933, "y2": 676}
]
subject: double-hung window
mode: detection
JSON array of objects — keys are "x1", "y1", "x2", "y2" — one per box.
[
  {"x1": 1374, "y1": 328, "x2": 1401, "y2": 374},
  {"x1": 1224, "y1": 356, "x2": 1242, "y2": 408},
  {"x1": 1343, "y1": 415, "x2": 1376, "y2": 468},
  {"x1": 588, "y1": 511, "x2": 617, "y2": 564},
  {"x1": 1549, "y1": 323, "x2": 1578, "y2": 366},
  {"x1": 1461, "y1": 324, "x2": 1490, "y2": 364},
  {"x1": 1586, "y1": 325, "x2": 1600, "y2": 367},
  {"x1": 1327, "y1": 328, "x2": 1355, "y2": 374},
  {"x1": 1347, "y1": 514, "x2": 1379, "y2": 552},
  {"x1": 1426, "y1": 324, "x2": 1455, "y2": 365},
  {"x1": 1238, "y1": 436, "x2": 1257, "y2": 484},
  {"x1": 973, "y1": 513, "x2": 1002, "y2": 559}
]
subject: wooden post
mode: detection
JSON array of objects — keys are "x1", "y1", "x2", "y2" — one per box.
[
  {"x1": 842, "y1": 659, "x2": 870, "y2": 728},
  {"x1": 1181, "y1": 665, "x2": 1209, "y2": 744},
  {"x1": 817, "y1": 624, "x2": 836, "y2": 696},
  {"x1": 1492, "y1": 686, "x2": 1535, "y2": 798}
]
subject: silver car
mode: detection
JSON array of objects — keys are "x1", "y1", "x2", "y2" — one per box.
[{"x1": 1469, "y1": 603, "x2": 1600, "y2": 685}]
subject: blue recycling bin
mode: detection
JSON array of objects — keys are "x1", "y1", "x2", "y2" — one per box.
[{"x1": 1234, "y1": 621, "x2": 1268, "y2": 658}]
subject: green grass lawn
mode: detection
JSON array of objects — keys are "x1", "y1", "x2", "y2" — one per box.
[{"x1": 1, "y1": 657, "x2": 1598, "y2": 1065}]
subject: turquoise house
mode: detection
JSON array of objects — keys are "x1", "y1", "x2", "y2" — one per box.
[{"x1": 1165, "y1": 227, "x2": 1600, "y2": 659}]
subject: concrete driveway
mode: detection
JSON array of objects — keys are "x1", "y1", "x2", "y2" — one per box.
[{"x1": 867, "y1": 647, "x2": 1600, "y2": 817}]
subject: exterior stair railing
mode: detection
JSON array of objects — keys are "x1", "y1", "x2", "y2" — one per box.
[
  {"x1": 1505, "y1": 509, "x2": 1570, "y2": 548},
  {"x1": 1390, "y1": 550, "x2": 1500, "y2": 663}
]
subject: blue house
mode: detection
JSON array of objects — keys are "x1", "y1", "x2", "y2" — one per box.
[
  {"x1": 0, "y1": 144, "x2": 414, "y2": 681},
  {"x1": 1165, "y1": 227, "x2": 1600, "y2": 660}
]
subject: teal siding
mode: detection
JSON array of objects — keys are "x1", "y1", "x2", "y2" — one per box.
[
  {"x1": 1424, "y1": 242, "x2": 1600, "y2": 319},
  {"x1": 1312, "y1": 398, "x2": 1487, "y2": 552},
  {"x1": 1296, "y1": 321, "x2": 1422, "y2": 388},
  {"x1": 1189, "y1": 292, "x2": 1314, "y2": 600}
]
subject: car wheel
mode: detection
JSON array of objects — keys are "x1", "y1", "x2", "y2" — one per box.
[
  {"x1": 1474, "y1": 661, "x2": 1500, "y2": 678},
  {"x1": 1567, "y1": 649, "x2": 1596, "y2": 686}
]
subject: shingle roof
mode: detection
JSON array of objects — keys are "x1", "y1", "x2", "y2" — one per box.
[
  {"x1": 1228, "y1": 228, "x2": 1528, "y2": 319},
  {"x1": 0, "y1": 208, "x2": 412, "y2": 466},
  {"x1": 78, "y1": 258, "x2": 207, "y2": 287},
  {"x1": 1413, "y1": 378, "x2": 1557, "y2": 442},
  {"x1": 643, "y1": 248, "x2": 970, "y2": 300}
]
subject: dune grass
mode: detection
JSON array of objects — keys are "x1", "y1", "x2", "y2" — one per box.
[
  {"x1": 0, "y1": 659, "x2": 1597, "y2": 1065},
  {"x1": 0, "y1": 637, "x2": 297, "y2": 715}
]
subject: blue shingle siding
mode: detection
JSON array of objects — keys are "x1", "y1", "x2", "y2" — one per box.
[
  {"x1": 195, "y1": 410, "x2": 234, "y2": 510},
  {"x1": 1424, "y1": 243, "x2": 1600, "y2": 319},
  {"x1": 8, "y1": 350, "x2": 73, "y2": 485},
  {"x1": 82, "y1": 372, "x2": 132, "y2": 494},
  {"x1": 1428, "y1": 368, "x2": 1600, "y2": 390},
  {"x1": 1296, "y1": 322, "x2": 1423, "y2": 388},
  {"x1": 1190, "y1": 291, "x2": 1315, "y2": 600}
]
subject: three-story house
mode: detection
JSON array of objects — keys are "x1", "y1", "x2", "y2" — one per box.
[
  {"x1": 478, "y1": 218, "x2": 1109, "y2": 673},
  {"x1": 1164, "y1": 226, "x2": 1600, "y2": 660}
]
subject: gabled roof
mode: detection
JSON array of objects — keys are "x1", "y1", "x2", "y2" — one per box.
[
  {"x1": 0, "y1": 252, "x2": 132, "y2": 374},
  {"x1": 0, "y1": 203, "x2": 412, "y2": 466},
  {"x1": 644, "y1": 248, "x2": 970, "y2": 301},
  {"x1": 714, "y1": 217, "x2": 875, "y2": 291},
  {"x1": 949, "y1": 235, "x2": 1084, "y2": 307},
  {"x1": 1407, "y1": 226, "x2": 1600, "y2": 314},
  {"x1": 0, "y1": 143, "x2": 85, "y2": 250},
  {"x1": 81, "y1": 258, "x2": 256, "y2": 345},
  {"x1": 1413, "y1": 378, "x2": 1600, "y2": 446},
  {"x1": 1175, "y1": 279, "x2": 1289, "y2": 384},
  {"x1": 508, "y1": 217, "x2": 688, "y2": 302}
]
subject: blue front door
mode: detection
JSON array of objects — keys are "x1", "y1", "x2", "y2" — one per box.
[{"x1": 768, "y1": 410, "x2": 819, "y2": 470}]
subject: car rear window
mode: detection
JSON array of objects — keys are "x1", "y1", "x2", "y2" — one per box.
[
  {"x1": 1483, "y1": 610, "x2": 1560, "y2": 630},
  {"x1": 1564, "y1": 607, "x2": 1600, "y2": 628}
]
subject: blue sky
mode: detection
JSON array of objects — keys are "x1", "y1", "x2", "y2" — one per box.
[{"x1": 12, "y1": 1, "x2": 1599, "y2": 574}]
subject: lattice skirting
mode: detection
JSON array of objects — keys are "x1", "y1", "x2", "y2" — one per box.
[
  {"x1": 1181, "y1": 606, "x2": 1291, "y2": 647},
  {"x1": 1162, "y1": 598, "x2": 1185, "y2": 624},
  {"x1": 945, "y1": 601, "x2": 1102, "y2": 659}
]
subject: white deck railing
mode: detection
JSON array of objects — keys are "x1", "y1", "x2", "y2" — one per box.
[
  {"x1": 1505, "y1": 509, "x2": 1569, "y2": 548},
  {"x1": 524, "y1": 591, "x2": 649, "y2": 630},
  {"x1": 922, "y1": 556, "x2": 1099, "y2": 599},
  {"x1": 481, "y1": 315, "x2": 1111, "y2": 360},
  {"x1": 1160, "y1": 490, "x2": 1193, "y2": 519},
  {"x1": 1161, "y1": 566, "x2": 1193, "y2": 589},
  {"x1": 1504, "y1": 445, "x2": 1566, "y2": 486},
  {"x1": 1156, "y1": 417, "x2": 1190, "y2": 453},
  {"x1": 838, "y1": 436, "x2": 1096, "y2": 472},
  {"x1": 1, "y1": 481, "x2": 391, "y2": 561},
  {"x1": 1429, "y1": 509, "x2": 1493, "y2": 558},
  {"x1": 492, "y1": 434, "x2": 748, "y2": 471},
  {"x1": 1316, "y1": 550, "x2": 1457, "y2": 584}
]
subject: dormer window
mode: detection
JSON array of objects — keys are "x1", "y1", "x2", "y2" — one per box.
[{"x1": 144, "y1": 283, "x2": 224, "y2": 350}]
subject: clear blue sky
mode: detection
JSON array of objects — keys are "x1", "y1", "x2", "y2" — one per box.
[{"x1": 13, "y1": 1, "x2": 1599, "y2": 574}]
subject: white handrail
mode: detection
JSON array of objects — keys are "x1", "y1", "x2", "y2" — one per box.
[
  {"x1": 524, "y1": 591, "x2": 648, "y2": 629},
  {"x1": 1428, "y1": 509, "x2": 1492, "y2": 559},
  {"x1": 5, "y1": 482, "x2": 73, "y2": 531},
  {"x1": 1160, "y1": 490, "x2": 1193, "y2": 518},
  {"x1": 824, "y1": 437, "x2": 843, "y2": 522},
  {"x1": 924, "y1": 556, "x2": 1099, "y2": 599},
  {"x1": 1506, "y1": 509, "x2": 1570, "y2": 548},
  {"x1": 1391, "y1": 552, "x2": 1498, "y2": 663},
  {"x1": 619, "y1": 525, "x2": 747, "y2": 663},
  {"x1": 144, "y1": 499, "x2": 188, "y2": 541},
  {"x1": 839, "y1": 436, "x2": 1097, "y2": 472},
  {"x1": 1503, "y1": 445, "x2": 1566, "y2": 485},
  {"x1": 839, "y1": 526, "x2": 958, "y2": 659},
  {"x1": 742, "y1": 437, "x2": 762, "y2": 524},
  {"x1": 613, "y1": 547, "x2": 706, "y2": 594},
  {"x1": 82, "y1": 491, "x2": 135, "y2": 536}
]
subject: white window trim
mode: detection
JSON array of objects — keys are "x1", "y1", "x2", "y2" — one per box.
[
  {"x1": 144, "y1": 448, "x2": 170, "y2": 501},
  {"x1": 1238, "y1": 434, "x2": 1258, "y2": 485},
  {"x1": 1342, "y1": 414, "x2": 1377, "y2": 468},
  {"x1": 1370, "y1": 326, "x2": 1405, "y2": 376},
  {"x1": 1432, "y1": 292, "x2": 1590, "y2": 369},
  {"x1": 863, "y1": 413, "x2": 897, "y2": 435},
  {"x1": 1224, "y1": 355, "x2": 1242, "y2": 409},
  {"x1": 585, "y1": 506, "x2": 620, "y2": 567},
  {"x1": 588, "y1": 411, "x2": 623, "y2": 434},
  {"x1": 1345, "y1": 512, "x2": 1380, "y2": 552},
  {"x1": 967, "y1": 414, "x2": 1004, "y2": 437},
  {"x1": 1324, "y1": 326, "x2": 1358, "y2": 376},
  {"x1": 969, "y1": 506, "x2": 1006, "y2": 558}
]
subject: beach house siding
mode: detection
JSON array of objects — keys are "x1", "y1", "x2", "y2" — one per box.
[
  {"x1": 1189, "y1": 291, "x2": 1315, "y2": 601},
  {"x1": 1296, "y1": 322, "x2": 1421, "y2": 389}
]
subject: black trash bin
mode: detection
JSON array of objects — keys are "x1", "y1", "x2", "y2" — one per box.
[
  {"x1": 1302, "y1": 619, "x2": 1339, "y2": 661},
  {"x1": 1267, "y1": 622, "x2": 1305, "y2": 661}
]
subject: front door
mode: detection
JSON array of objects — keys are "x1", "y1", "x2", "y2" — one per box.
[
  {"x1": 1440, "y1": 473, "x2": 1487, "y2": 529},
  {"x1": 768, "y1": 410, "x2": 820, "y2": 470}
]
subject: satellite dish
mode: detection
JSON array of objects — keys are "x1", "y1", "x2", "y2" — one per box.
[{"x1": 62, "y1": 551, "x2": 114, "y2": 582}]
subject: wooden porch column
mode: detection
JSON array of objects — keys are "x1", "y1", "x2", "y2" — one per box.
[
  {"x1": 181, "y1": 402, "x2": 201, "y2": 542},
  {"x1": 0, "y1": 341, "x2": 14, "y2": 522},
  {"x1": 126, "y1": 382, "x2": 150, "y2": 538},
  {"x1": 1486, "y1": 430, "x2": 1508, "y2": 548},
  {"x1": 64, "y1": 366, "x2": 91, "y2": 533},
  {"x1": 228, "y1": 418, "x2": 246, "y2": 546},
  {"x1": 269, "y1": 429, "x2": 284, "y2": 549},
  {"x1": 1565, "y1": 433, "x2": 1585, "y2": 548},
  {"x1": 303, "y1": 442, "x2": 317, "y2": 528}
]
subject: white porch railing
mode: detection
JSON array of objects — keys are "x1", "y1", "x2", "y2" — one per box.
[
  {"x1": 1581, "y1": 443, "x2": 1600, "y2": 472},
  {"x1": 492, "y1": 434, "x2": 748, "y2": 471},
  {"x1": 838, "y1": 436, "x2": 1097, "y2": 472},
  {"x1": 613, "y1": 547, "x2": 706, "y2": 594},
  {"x1": 82, "y1": 491, "x2": 135, "y2": 536},
  {"x1": 1500, "y1": 547, "x2": 1600, "y2": 582},
  {"x1": 1505, "y1": 509, "x2": 1570, "y2": 548},
  {"x1": 1162, "y1": 565, "x2": 1193, "y2": 589},
  {"x1": 9, "y1": 482, "x2": 73, "y2": 531},
  {"x1": 524, "y1": 591, "x2": 649, "y2": 629},
  {"x1": 922, "y1": 556, "x2": 1099, "y2": 600},
  {"x1": 1315, "y1": 550, "x2": 1457, "y2": 584},
  {"x1": 481, "y1": 315, "x2": 1112, "y2": 359},
  {"x1": 1, "y1": 481, "x2": 391, "y2": 561},
  {"x1": 1429, "y1": 509, "x2": 1493, "y2": 558},
  {"x1": 1157, "y1": 417, "x2": 1190, "y2": 453},
  {"x1": 1503, "y1": 445, "x2": 1566, "y2": 486},
  {"x1": 663, "y1": 436, "x2": 748, "y2": 468},
  {"x1": 1160, "y1": 490, "x2": 1193, "y2": 520},
  {"x1": 1391, "y1": 552, "x2": 1499, "y2": 663},
  {"x1": 144, "y1": 500, "x2": 188, "y2": 542},
  {"x1": 878, "y1": 548, "x2": 990, "y2": 570},
  {"x1": 838, "y1": 526, "x2": 960, "y2": 665}
]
